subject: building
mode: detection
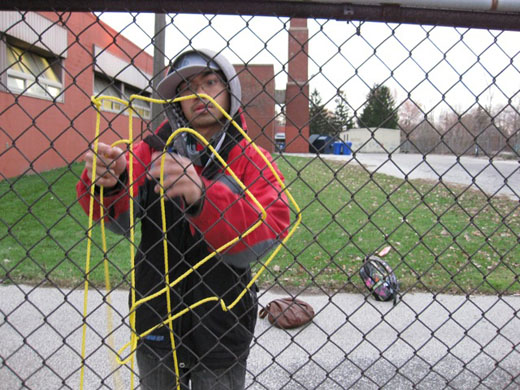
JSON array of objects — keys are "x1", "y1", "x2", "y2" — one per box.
[
  {"x1": 234, "y1": 64, "x2": 275, "y2": 153},
  {"x1": 0, "y1": 12, "x2": 154, "y2": 179},
  {"x1": 0, "y1": 12, "x2": 153, "y2": 179},
  {"x1": 340, "y1": 127, "x2": 401, "y2": 153},
  {"x1": 0, "y1": 12, "x2": 275, "y2": 179}
]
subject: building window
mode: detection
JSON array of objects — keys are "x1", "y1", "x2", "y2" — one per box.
[
  {"x1": 6, "y1": 44, "x2": 63, "y2": 101},
  {"x1": 124, "y1": 84, "x2": 151, "y2": 119},
  {"x1": 94, "y1": 74, "x2": 123, "y2": 113},
  {"x1": 94, "y1": 73, "x2": 151, "y2": 119}
]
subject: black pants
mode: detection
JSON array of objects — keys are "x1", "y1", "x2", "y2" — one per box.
[{"x1": 136, "y1": 345, "x2": 247, "y2": 390}]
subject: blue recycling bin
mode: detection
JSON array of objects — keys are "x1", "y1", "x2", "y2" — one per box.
[
  {"x1": 333, "y1": 142, "x2": 342, "y2": 155},
  {"x1": 343, "y1": 141, "x2": 352, "y2": 155},
  {"x1": 333, "y1": 141, "x2": 352, "y2": 155}
]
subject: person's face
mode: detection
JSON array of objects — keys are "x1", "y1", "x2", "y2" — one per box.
[{"x1": 178, "y1": 71, "x2": 230, "y2": 139}]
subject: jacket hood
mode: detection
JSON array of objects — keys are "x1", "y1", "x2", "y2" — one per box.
[
  {"x1": 150, "y1": 49, "x2": 245, "y2": 174},
  {"x1": 157, "y1": 48, "x2": 241, "y2": 118}
]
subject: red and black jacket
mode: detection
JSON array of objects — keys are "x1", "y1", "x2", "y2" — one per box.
[{"x1": 76, "y1": 117, "x2": 290, "y2": 369}]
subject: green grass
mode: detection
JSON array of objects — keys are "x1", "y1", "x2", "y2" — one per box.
[
  {"x1": 0, "y1": 164, "x2": 136, "y2": 289},
  {"x1": 1, "y1": 156, "x2": 519, "y2": 295}
]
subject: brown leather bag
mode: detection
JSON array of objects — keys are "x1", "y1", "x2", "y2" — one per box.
[{"x1": 259, "y1": 297, "x2": 315, "y2": 329}]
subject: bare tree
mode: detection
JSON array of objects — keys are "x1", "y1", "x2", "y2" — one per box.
[
  {"x1": 399, "y1": 99, "x2": 424, "y2": 153},
  {"x1": 399, "y1": 99, "x2": 423, "y2": 132},
  {"x1": 496, "y1": 99, "x2": 520, "y2": 154}
]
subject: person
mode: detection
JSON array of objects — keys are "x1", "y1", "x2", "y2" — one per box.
[{"x1": 76, "y1": 49, "x2": 290, "y2": 389}]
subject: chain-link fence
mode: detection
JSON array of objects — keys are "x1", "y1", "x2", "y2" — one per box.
[{"x1": 1, "y1": 2, "x2": 520, "y2": 389}]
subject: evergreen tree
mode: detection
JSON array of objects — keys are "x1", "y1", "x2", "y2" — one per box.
[
  {"x1": 333, "y1": 90, "x2": 354, "y2": 132},
  {"x1": 358, "y1": 84, "x2": 399, "y2": 129},
  {"x1": 309, "y1": 89, "x2": 334, "y2": 135}
]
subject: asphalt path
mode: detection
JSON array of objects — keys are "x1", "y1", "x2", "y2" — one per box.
[
  {"x1": 290, "y1": 152, "x2": 520, "y2": 200},
  {"x1": 1, "y1": 284, "x2": 519, "y2": 389}
]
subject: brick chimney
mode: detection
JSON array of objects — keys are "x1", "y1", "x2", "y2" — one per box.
[{"x1": 284, "y1": 18, "x2": 310, "y2": 153}]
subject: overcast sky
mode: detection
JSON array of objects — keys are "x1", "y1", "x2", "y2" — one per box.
[{"x1": 99, "y1": 12, "x2": 520, "y2": 118}]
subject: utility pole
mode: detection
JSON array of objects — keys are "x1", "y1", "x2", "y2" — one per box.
[{"x1": 151, "y1": 13, "x2": 166, "y2": 131}]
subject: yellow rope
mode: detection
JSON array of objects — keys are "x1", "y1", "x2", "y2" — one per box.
[
  {"x1": 156, "y1": 135, "x2": 180, "y2": 388},
  {"x1": 99, "y1": 169, "x2": 126, "y2": 390},
  {"x1": 81, "y1": 94, "x2": 302, "y2": 390},
  {"x1": 79, "y1": 98, "x2": 102, "y2": 390},
  {"x1": 80, "y1": 97, "x2": 136, "y2": 389}
]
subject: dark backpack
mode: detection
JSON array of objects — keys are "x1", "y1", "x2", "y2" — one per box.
[{"x1": 359, "y1": 247, "x2": 399, "y2": 305}]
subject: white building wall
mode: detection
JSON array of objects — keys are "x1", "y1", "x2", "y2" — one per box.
[{"x1": 340, "y1": 127, "x2": 401, "y2": 153}]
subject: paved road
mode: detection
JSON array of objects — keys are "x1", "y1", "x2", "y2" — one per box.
[
  {"x1": 1, "y1": 285, "x2": 519, "y2": 389},
  {"x1": 290, "y1": 153, "x2": 520, "y2": 200}
]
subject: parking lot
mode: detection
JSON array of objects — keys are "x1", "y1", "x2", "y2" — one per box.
[{"x1": 290, "y1": 152, "x2": 520, "y2": 200}]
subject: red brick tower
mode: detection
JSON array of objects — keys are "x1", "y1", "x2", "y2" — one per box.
[{"x1": 285, "y1": 18, "x2": 310, "y2": 153}]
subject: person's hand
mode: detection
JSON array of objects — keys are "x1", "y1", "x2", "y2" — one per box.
[
  {"x1": 148, "y1": 151, "x2": 203, "y2": 205},
  {"x1": 84, "y1": 143, "x2": 126, "y2": 188}
]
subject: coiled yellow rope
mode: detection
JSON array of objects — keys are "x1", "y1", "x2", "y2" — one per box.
[{"x1": 81, "y1": 94, "x2": 302, "y2": 390}]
